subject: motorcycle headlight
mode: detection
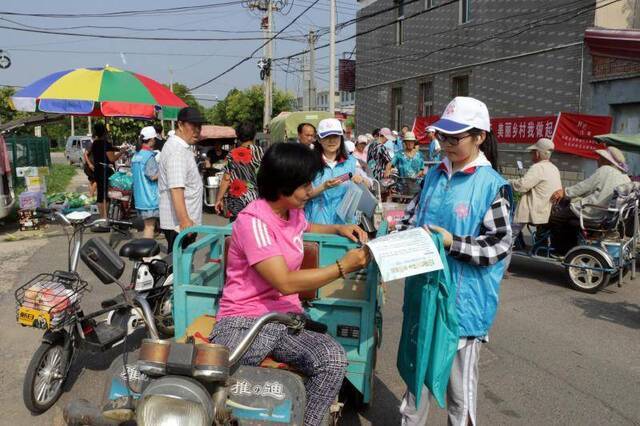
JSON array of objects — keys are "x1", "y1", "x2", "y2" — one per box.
[{"x1": 136, "y1": 376, "x2": 213, "y2": 426}]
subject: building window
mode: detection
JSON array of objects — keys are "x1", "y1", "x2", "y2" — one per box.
[
  {"x1": 391, "y1": 87, "x2": 404, "y2": 130},
  {"x1": 451, "y1": 75, "x2": 469, "y2": 97},
  {"x1": 396, "y1": 0, "x2": 405, "y2": 46},
  {"x1": 418, "y1": 81, "x2": 434, "y2": 116},
  {"x1": 425, "y1": 0, "x2": 435, "y2": 9},
  {"x1": 460, "y1": 0, "x2": 470, "y2": 24}
]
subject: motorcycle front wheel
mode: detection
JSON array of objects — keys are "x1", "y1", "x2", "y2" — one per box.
[{"x1": 23, "y1": 342, "x2": 69, "y2": 414}]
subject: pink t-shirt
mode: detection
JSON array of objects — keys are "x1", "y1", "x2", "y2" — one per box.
[{"x1": 216, "y1": 198, "x2": 309, "y2": 318}]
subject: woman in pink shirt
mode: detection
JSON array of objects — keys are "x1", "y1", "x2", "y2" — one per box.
[{"x1": 210, "y1": 143, "x2": 370, "y2": 426}]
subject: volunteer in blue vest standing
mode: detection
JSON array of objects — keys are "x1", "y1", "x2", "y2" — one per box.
[
  {"x1": 132, "y1": 126, "x2": 160, "y2": 238},
  {"x1": 399, "y1": 97, "x2": 513, "y2": 425},
  {"x1": 305, "y1": 118, "x2": 369, "y2": 224}
]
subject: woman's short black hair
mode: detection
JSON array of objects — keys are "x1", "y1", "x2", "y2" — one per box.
[
  {"x1": 236, "y1": 122, "x2": 257, "y2": 142},
  {"x1": 258, "y1": 143, "x2": 323, "y2": 201},
  {"x1": 93, "y1": 122, "x2": 107, "y2": 138}
]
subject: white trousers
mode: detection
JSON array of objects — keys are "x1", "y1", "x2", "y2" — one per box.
[{"x1": 400, "y1": 338, "x2": 482, "y2": 426}]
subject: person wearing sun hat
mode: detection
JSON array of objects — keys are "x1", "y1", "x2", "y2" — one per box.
[
  {"x1": 304, "y1": 118, "x2": 371, "y2": 225},
  {"x1": 397, "y1": 97, "x2": 513, "y2": 426},
  {"x1": 549, "y1": 145, "x2": 630, "y2": 253}
]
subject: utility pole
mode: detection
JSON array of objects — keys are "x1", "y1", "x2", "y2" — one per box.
[
  {"x1": 329, "y1": 0, "x2": 336, "y2": 115},
  {"x1": 264, "y1": 0, "x2": 273, "y2": 132},
  {"x1": 169, "y1": 68, "x2": 175, "y2": 131},
  {"x1": 309, "y1": 30, "x2": 317, "y2": 111},
  {"x1": 244, "y1": 0, "x2": 285, "y2": 130},
  {"x1": 70, "y1": 116, "x2": 75, "y2": 136},
  {"x1": 302, "y1": 30, "x2": 317, "y2": 111}
]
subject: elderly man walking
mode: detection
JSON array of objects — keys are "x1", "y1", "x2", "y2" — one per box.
[
  {"x1": 158, "y1": 107, "x2": 206, "y2": 253},
  {"x1": 510, "y1": 138, "x2": 562, "y2": 227}
]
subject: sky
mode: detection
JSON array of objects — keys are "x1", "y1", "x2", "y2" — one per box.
[{"x1": 0, "y1": 0, "x2": 356, "y2": 107}]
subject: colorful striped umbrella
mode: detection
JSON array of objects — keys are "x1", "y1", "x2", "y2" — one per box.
[{"x1": 10, "y1": 66, "x2": 187, "y2": 120}]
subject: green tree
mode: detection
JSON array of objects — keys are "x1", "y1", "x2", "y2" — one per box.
[
  {"x1": 0, "y1": 86, "x2": 29, "y2": 130},
  {"x1": 207, "y1": 85, "x2": 296, "y2": 129}
]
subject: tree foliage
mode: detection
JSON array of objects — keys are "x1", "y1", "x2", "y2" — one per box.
[{"x1": 207, "y1": 85, "x2": 296, "y2": 129}]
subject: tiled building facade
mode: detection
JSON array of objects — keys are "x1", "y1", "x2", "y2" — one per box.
[
  {"x1": 354, "y1": 0, "x2": 640, "y2": 181},
  {"x1": 355, "y1": 0, "x2": 595, "y2": 132}
]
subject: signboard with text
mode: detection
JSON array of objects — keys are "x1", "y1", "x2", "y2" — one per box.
[{"x1": 412, "y1": 112, "x2": 612, "y2": 160}]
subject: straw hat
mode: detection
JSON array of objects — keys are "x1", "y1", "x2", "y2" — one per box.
[{"x1": 595, "y1": 146, "x2": 627, "y2": 172}]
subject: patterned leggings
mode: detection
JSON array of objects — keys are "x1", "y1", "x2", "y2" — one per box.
[{"x1": 210, "y1": 316, "x2": 348, "y2": 426}]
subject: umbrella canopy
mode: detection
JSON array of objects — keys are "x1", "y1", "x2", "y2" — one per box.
[
  {"x1": 594, "y1": 133, "x2": 640, "y2": 153},
  {"x1": 10, "y1": 66, "x2": 187, "y2": 120}
]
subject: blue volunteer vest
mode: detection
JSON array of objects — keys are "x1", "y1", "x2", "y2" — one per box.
[
  {"x1": 416, "y1": 163, "x2": 511, "y2": 337},
  {"x1": 305, "y1": 156, "x2": 357, "y2": 225},
  {"x1": 131, "y1": 149, "x2": 159, "y2": 211}
]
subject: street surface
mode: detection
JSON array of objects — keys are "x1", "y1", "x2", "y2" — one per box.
[{"x1": 1, "y1": 209, "x2": 639, "y2": 425}]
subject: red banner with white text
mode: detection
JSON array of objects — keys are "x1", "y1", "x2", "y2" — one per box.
[
  {"x1": 552, "y1": 112, "x2": 611, "y2": 159},
  {"x1": 412, "y1": 113, "x2": 612, "y2": 159}
]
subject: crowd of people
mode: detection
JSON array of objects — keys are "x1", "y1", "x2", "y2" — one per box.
[{"x1": 79, "y1": 97, "x2": 632, "y2": 425}]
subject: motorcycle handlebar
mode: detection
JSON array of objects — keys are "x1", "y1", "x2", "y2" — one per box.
[{"x1": 228, "y1": 313, "x2": 306, "y2": 366}]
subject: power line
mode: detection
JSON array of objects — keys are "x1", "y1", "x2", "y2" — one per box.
[
  {"x1": 0, "y1": 2, "x2": 247, "y2": 18},
  {"x1": 273, "y1": 0, "x2": 458, "y2": 61},
  {"x1": 0, "y1": 16, "x2": 300, "y2": 35},
  {"x1": 355, "y1": 0, "x2": 618, "y2": 69},
  {"x1": 5, "y1": 48, "x2": 251, "y2": 58},
  {"x1": 189, "y1": 0, "x2": 321, "y2": 90},
  {"x1": 0, "y1": 23, "x2": 309, "y2": 42}
]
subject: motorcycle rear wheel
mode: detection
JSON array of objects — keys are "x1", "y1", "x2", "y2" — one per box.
[{"x1": 23, "y1": 342, "x2": 69, "y2": 414}]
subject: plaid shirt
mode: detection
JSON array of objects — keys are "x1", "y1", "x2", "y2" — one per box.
[{"x1": 400, "y1": 186, "x2": 512, "y2": 266}]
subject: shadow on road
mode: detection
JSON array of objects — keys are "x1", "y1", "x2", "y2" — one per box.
[
  {"x1": 340, "y1": 376, "x2": 401, "y2": 425},
  {"x1": 572, "y1": 297, "x2": 640, "y2": 330},
  {"x1": 62, "y1": 329, "x2": 146, "y2": 394},
  {"x1": 507, "y1": 257, "x2": 568, "y2": 288}
]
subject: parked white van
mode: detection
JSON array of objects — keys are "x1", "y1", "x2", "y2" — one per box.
[{"x1": 65, "y1": 136, "x2": 92, "y2": 165}]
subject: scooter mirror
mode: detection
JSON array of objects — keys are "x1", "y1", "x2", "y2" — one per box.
[{"x1": 516, "y1": 160, "x2": 523, "y2": 170}]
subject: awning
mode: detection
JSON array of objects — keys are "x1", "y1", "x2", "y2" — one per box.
[
  {"x1": 584, "y1": 27, "x2": 640, "y2": 61},
  {"x1": 199, "y1": 125, "x2": 236, "y2": 141}
]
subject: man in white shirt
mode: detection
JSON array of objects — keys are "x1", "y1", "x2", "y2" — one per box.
[{"x1": 158, "y1": 107, "x2": 205, "y2": 252}]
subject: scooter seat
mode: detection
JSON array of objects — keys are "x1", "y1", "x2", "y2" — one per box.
[{"x1": 119, "y1": 238, "x2": 160, "y2": 260}]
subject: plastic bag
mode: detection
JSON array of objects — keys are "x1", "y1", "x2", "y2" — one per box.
[{"x1": 108, "y1": 171, "x2": 133, "y2": 191}]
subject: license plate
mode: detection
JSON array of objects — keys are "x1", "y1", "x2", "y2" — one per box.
[{"x1": 17, "y1": 306, "x2": 51, "y2": 329}]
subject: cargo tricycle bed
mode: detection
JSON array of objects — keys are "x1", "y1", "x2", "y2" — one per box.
[{"x1": 172, "y1": 224, "x2": 386, "y2": 407}]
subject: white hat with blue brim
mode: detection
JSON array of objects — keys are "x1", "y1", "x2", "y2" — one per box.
[
  {"x1": 430, "y1": 96, "x2": 491, "y2": 135},
  {"x1": 317, "y1": 118, "x2": 344, "y2": 139}
]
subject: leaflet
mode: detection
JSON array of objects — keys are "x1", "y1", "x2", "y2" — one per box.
[{"x1": 366, "y1": 227, "x2": 444, "y2": 282}]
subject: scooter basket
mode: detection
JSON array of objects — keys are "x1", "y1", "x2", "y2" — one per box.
[{"x1": 15, "y1": 271, "x2": 89, "y2": 330}]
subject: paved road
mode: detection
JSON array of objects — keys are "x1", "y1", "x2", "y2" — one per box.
[{"x1": 1, "y1": 219, "x2": 639, "y2": 425}]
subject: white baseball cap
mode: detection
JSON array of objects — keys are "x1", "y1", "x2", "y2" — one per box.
[
  {"x1": 140, "y1": 126, "x2": 158, "y2": 141},
  {"x1": 356, "y1": 135, "x2": 368, "y2": 145},
  {"x1": 431, "y1": 97, "x2": 491, "y2": 134},
  {"x1": 317, "y1": 118, "x2": 344, "y2": 139}
]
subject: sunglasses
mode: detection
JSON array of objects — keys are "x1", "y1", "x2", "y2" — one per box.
[{"x1": 436, "y1": 132, "x2": 473, "y2": 146}]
